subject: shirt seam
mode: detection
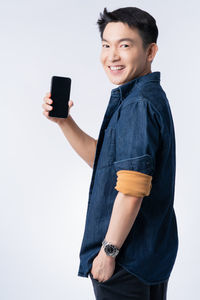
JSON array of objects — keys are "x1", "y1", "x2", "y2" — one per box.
[{"x1": 120, "y1": 97, "x2": 160, "y2": 115}]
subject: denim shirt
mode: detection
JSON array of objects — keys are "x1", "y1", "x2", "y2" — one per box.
[{"x1": 77, "y1": 71, "x2": 179, "y2": 285}]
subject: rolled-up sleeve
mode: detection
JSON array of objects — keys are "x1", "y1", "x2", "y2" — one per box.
[{"x1": 114, "y1": 100, "x2": 160, "y2": 197}]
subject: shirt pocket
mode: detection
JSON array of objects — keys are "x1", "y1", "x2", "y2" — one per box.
[{"x1": 97, "y1": 127, "x2": 116, "y2": 169}]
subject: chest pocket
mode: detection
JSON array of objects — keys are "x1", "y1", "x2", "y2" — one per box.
[{"x1": 97, "y1": 127, "x2": 116, "y2": 169}]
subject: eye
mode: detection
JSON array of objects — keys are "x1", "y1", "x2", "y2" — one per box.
[
  {"x1": 102, "y1": 44, "x2": 109, "y2": 48},
  {"x1": 121, "y1": 44, "x2": 129, "y2": 48}
]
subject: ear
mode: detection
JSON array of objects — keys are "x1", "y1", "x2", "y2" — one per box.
[{"x1": 147, "y1": 43, "x2": 158, "y2": 62}]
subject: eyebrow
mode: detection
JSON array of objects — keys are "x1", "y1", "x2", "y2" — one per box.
[{"x1": 102, "y1": 38, "x2": 136, "y2": 43}]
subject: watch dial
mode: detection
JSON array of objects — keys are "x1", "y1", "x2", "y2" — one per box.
[{"x1": 105, "y1": 244, "x2": 115, "y2": 255}]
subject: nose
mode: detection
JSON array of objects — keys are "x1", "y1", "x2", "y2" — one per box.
[{"x1": 108, "y1": 47, "x2": 120, "y2": 62}]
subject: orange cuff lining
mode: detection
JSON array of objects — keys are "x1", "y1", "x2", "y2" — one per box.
[{"x1": 114, "y1": 170, "x2": 152, "y2": 197}]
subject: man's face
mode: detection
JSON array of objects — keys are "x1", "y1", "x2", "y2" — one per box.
[{"x1": 100, "y1": 22, "x2": 153, "y2": 86}]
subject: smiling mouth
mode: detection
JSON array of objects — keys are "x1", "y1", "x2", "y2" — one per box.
[
  {"x1": 109, "y1": 65, "x2": 125, "y2": 70},
  {"x1": 108, "y1": 65, "x2": 125, "y2": 74}
]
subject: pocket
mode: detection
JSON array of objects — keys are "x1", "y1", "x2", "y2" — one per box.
[
  {"x1": 99, "y1": 274, "x2": 114, "y2": 284},
  {"x1": 98, "y1": 263, "x2": 123, "y2": 285},
  {"x1": 89, "y1": 272, "x2": 100, "y2": 283},
  {"x1": 89, "y1": 268, "x2": 117, "y2": 285}
]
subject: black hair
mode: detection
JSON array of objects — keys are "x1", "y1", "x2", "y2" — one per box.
[{"x1": 96, "y1": 7, "x2": 158, "y2": 50}]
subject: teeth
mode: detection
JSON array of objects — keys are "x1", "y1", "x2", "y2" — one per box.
[{"x1": 110, "y1": 66, "x2": 124, "y2": 70}]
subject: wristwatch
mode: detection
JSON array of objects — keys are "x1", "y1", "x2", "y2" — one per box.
[{"x1": 102, "y1": 239, "x2": 120, "y2": 258}]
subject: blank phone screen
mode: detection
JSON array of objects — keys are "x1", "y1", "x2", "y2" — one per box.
[{"x1": 49, "y1": 76, "x2": 71, "y2": 118}]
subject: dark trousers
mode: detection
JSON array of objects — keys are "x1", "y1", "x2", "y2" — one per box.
[{"x1": 89, "y1": 262, "x2": 169, "y2": 300}]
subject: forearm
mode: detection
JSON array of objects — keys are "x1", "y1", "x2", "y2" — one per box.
[
  {"x1": 104, "y1": 191, "x2": 143, "y2": 249},
  {"x1": 57, "y1": 114, "x2": 97, "y2": 168}
]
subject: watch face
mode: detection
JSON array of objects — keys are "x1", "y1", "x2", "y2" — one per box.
[{"x1": 105, "y1": 244, "x2": 116, "y2": 255}]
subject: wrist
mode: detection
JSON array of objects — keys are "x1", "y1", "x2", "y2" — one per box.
[
  {"x1": 57, "y1": 114, "x2": 71, "y2": 127},
  {"x1": 100, "y1": 246, "x2": 116, "y2": 260},
  {"x1": 101, "y1": 239, "x2": 120, "y2": 258}
]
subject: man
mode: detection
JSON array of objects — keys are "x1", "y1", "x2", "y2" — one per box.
[{"x1": 42, "y1": 6, "x2": 179, "y2": 300}]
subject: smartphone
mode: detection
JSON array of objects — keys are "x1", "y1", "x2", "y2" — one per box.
[{"x1": 49, "y1": 76, "x2": 71, "y2": 118}]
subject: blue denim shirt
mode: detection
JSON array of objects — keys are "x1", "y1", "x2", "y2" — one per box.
[{"x1": 77, "y1": 71, "x2": 179, "y2": 285}]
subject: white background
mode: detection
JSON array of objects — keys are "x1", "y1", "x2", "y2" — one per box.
[{"x1": 0, "y1": 0, "x2": 199, "y2": 299}]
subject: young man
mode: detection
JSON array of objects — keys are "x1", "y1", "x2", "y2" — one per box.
[{"x1": 42, "y1": 6, "x2": 179, "y2": 300}]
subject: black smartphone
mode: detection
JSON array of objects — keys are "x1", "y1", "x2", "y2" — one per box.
[{"x1": 49, "y1": 76, "x2": 71, "y2": 118}]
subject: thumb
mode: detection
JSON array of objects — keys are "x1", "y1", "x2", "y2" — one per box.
[{"x1": 68, "y1": 100, "x2": 74, "y2": 108}]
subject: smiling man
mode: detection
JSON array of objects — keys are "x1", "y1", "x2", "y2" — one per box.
[
  {"x1": 42, "y1": 5, "x2": 179, "y2": 300},
  {"x1": 100, "y1": 23, "x2": 155, "y2": 86},
  {"x1": 76, "y1": 7, "x2": 179, "y2": 300}
]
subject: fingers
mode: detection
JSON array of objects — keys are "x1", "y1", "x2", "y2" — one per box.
[
  {"x1": 43, "y1": 95, "x2": 53, "y2": 104},
  {"x1": 42, "y1": 101, "x2": 53, "y2": 111},
  {"x1": 42, "y1": 92, "x2": 74, "y2": 119},
  {"x1": 68, "y1": 101, "x2": 73, "y2": 109},
  {"x1": 43, "y1": 92, "x2": 73, "y2": 106},
  {"x1": 42, "y1": 92, "x2": 53, "y2": 113},
  {"x1": 43, "y1": 110, "x2": 49, "y2": 117}
]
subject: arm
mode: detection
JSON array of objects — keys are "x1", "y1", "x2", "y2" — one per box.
[
  {"x1": 91, "y1": 191, "x2": 143, "y2": 282},
  {"x1": 57, "y1": 115, "x2": 97, "y2": 168},
  {"x1": 91, "y1": 101, "x2": 160, "y2": 282},
  {"x1": 103, "y1": 191, "x2": 143, "y2": 250}
]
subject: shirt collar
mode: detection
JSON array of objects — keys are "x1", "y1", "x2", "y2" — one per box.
[{"x1": 111, "y1": 71, "x2": 161, "y2": 101}]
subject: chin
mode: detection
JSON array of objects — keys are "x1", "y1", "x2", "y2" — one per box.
[
  {"x1": 108, "y1": 73, "x2": 129, "y2": 85},
  {"x1": 107, "y1": 75, "x2": 121, "y2": 83},
  {"x1": 110, "y1": 78, "x2": 125, "y2": 85}
]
